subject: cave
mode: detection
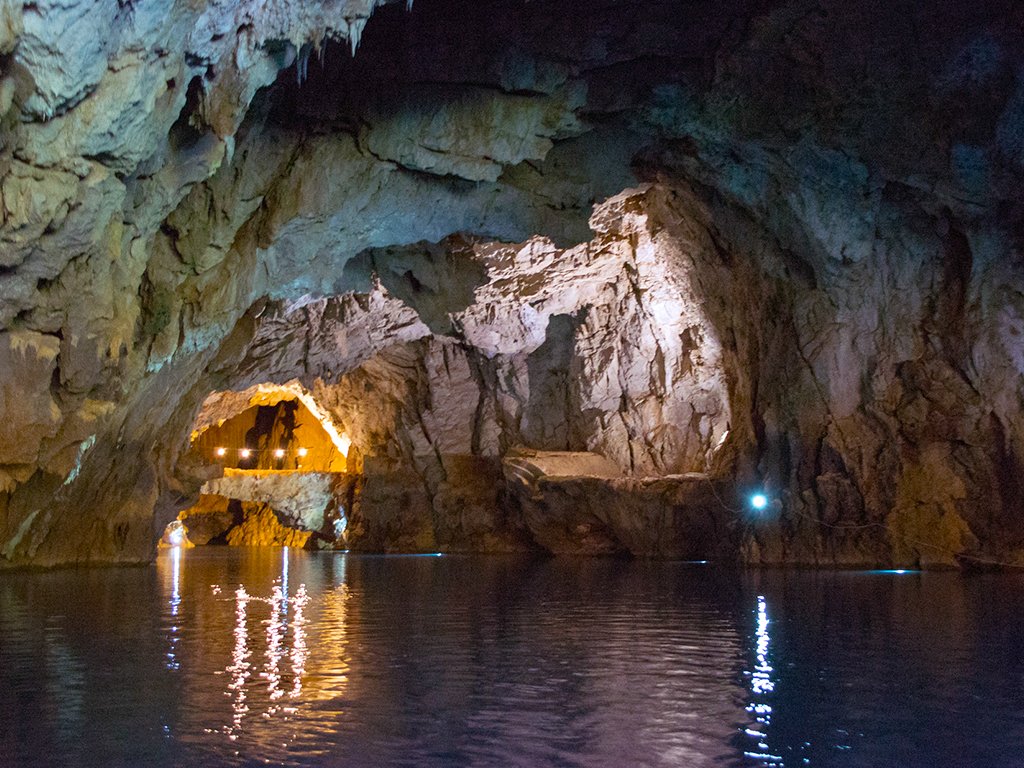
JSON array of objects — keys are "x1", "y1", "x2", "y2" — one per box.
[
  {"x1": 191, "y1": 389, "x2": 349, "y2": 474},
  {"x1": 1, "y1": 0, "x2": 1023, "y2": 764},
  {"x1": 3, "y1": 0, "x2": 1022, "y2": 570},
  {"x1": 161, "y1": 197, "x2": 739, "y2": 556}
]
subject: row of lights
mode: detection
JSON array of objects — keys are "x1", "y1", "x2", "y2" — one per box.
[{"x1": 214, "y1": 447, "x2": 310, "y2": 459}]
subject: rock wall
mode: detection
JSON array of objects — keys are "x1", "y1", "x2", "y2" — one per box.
[
  {"x1": 502, "y1": 449, "x2": 736, "y2": 558},
  {"x1": 178, "y1": 495, "x2": 314, "y2": 549},
  {"x1": 201, "y1": 469, "x2": 346, "y2": 534},
  {"x1": 305, "y1": 192, "x2": 733, "y2": 478},
  {"x1": 0, "y1": 0, "x2": 1022, "y2": 567}
]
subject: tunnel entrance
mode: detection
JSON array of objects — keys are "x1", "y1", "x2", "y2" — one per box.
[
  {"x1": 193, "y1": 398, "x2": 348, "y2": 473},
  {"x1": 162, "y1": 383, "x2": 356, "y2": 550}
]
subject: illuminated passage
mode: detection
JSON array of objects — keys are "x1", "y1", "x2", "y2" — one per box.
[{"x1": 161, "y1": 383, "x2": 354, "y2": 549}]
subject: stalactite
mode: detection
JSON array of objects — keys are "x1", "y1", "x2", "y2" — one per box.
[
  {"x1": 296, "y1": 43, "x2": 311, "y2": 85},
  {"x1": 347, "y1": 18, "x2": 367, "y2": 56}
]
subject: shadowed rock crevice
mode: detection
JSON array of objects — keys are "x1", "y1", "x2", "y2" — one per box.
[{"x1": 523, "y1": 313, "x2": 582, "y2": 452}]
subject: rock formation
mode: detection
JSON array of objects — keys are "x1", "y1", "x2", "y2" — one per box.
[
  {"x1": 0, "y1": 0, "x2": 1022, "y2": 568},
  {"x1": 177, "y1": 494, "x2": 314, "y2": 548}
]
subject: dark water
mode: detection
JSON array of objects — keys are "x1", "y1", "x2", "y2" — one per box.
[{"x1": 1, "y1": 550, "x2": 1022, "y2": 768}]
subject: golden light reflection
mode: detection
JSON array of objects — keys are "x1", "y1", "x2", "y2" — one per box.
[
  {"x1": 256, "y1": 559, "x2": 351, "y2": 720},
  {"x1": 289, "y1": 584, "x2": 310, "y2": 700},
  {"x1": 168, "y1": 550, "x2": 360, "y2": 757},
  {"x1": 309, "y1": 556, "x2": 351, "y2": 705},
  {"x1": 262, "y1": 585, "x2": 287, "y2": 704},
  {"x1": 165, "y1": 547, "x2": 182, "y2": 670},
  {"x1": 226, "y1": 586, "x2": 252, "y2": 740},
  {"x1": 217, "y1": 554, "x2": 312, "y2": 743}
]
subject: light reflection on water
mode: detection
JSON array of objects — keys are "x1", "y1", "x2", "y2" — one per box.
[
  {"x1": 1, "y1": 550, "x2": 1023, "y2": 767},
  {"x1": 743, "y1": 595, "x2": 781, "y2": 764},
  {"x1": 165, "y1": 546, "x2": 181, "y2": 671},
  {"x1": 209, "y1": 550, "x2": 314, "y2": 748}
]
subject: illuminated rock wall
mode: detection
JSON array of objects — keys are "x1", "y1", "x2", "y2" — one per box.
[
  {"x1": 178, "y1": 495, "x2": 313, "y2": 549},
  {"x1": 201, "y1": 470, "x2": 348, "y2": 536},
  {"x1": 191, "y1": 399, "x2": 346, "y2": 472}
]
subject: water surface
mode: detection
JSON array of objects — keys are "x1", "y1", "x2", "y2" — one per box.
[{"x1": 1, "y1": 549, "x2": 1022, "y2": 767}]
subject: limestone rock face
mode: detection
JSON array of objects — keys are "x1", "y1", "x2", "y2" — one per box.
[
  {"x1": 502, "y1": 449, "x2": 734, "y2": 558},
  {"x1": 297, "y1": 198, "x2": 732, "y2": 479},
  {"x1": 175, "y1": 495, "x2": 235, "y2": 547},
  {"x1": 201, "y1": 470, "x2": 344, "y2": 534},
  {"x1": 504, "y1": 451, "x2": 626, "y2": 483},
  {"x1": 223, "y1": 503, "x2": 313, "y2": 549},
  {"x1": 0, "y1": 0, "x2": 1022, "y2": 567},
  {"x1": 178, "y1": 494, "x2": 315, "y2": 549},
  {"x1": 350, "y1": 454, "x2": 528, "y2": 553},
  {"x1": 0, "y1": 332, "x2": 61, "y2": 474}
]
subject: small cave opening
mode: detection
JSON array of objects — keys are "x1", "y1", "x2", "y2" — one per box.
[
  {"x1": 192, "y1": 397, "x2": 349, "y2": 474},
  {"x1": 161, "y1": 383, "x2": 357, "y2": 551}
]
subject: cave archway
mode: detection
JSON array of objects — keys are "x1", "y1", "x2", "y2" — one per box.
[
  {"x1": 191, "y1": 383, "x2": 352, "y2": 473},
  {"x1": 165, "y1": 382, "x2": 357, "y2": 549},
  {"x1": 162, "y1": 189, "x2": 741, "y2": 557}
]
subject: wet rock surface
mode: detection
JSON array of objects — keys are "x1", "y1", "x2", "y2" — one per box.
[
  {"x1": 178, "y1": 494, "x2": 318, "y2": 549},
  {"x1": 201, "y1": 470, "x2": 346, "y2": 535},
  {"x1": 0, "y1": 0, "x2": 1022, "y2": 567},
  {"x1": 503, "y1": 450, "x2": 734, "y2": 558},
  {"x1": 350, "y1": 454, "x2": 529, "y2": 553}
]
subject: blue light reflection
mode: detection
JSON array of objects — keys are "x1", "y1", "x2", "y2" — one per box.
[{"x1": 744, "y1": 595, "x2": 783, "y2": 764}]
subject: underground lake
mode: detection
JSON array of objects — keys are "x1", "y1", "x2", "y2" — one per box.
[{"x1": 2, "y1": 549, "x2": 1023, "y2": 767}]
